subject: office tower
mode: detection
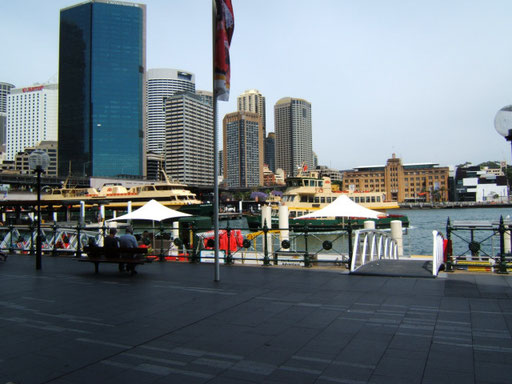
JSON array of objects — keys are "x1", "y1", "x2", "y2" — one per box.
[
  {"x1": 58, "y1": 0, "x2": 146, "y2": 177},
  {"x1": 15, "y1": 141, "x2": 58, "y2": 177},
  {"x1": 6, "y1": 84, "x2": 58, "y2": 161},
  {"x1": 264, "y1": 132, "x2": 275, "y2": 172},
  {"x1": 237, "y1": 89, "x2": 266, "y2": 136},
  {"x1": 164, "y1": 91, "x2": 213, "y2": 186},
  {"x1": 0, "y1": 82, "x2": 15, "y2": 150},
  {"x1": 146, "y1": 69, "x2": 195, "y2": 155},
  {"x1": 223, "y1": 111, "x2": 263, "y2": 188},
  {"x1": 146, "y1": 152, "x2": 164, "y2": 181},
  {"x1": 274, "y1": 97, "x2": 313, "y2": 177}
]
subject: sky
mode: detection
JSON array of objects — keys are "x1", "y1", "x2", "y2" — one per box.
[{"x1": 2, "y1": 0, "x2": 512, "y2": 170}]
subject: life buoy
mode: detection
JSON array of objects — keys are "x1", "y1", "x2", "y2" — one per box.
[{"x1": 318, "y1": 188, "x2": 323, "y2": 193}]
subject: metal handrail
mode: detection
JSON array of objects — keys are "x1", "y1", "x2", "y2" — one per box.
[{"x1": 350, "y1": 229, "x2": 398, "y2": 272}]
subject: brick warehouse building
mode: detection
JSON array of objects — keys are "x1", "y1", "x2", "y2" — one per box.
[{"x1": 342, "y1": 154, "x2": 449, "y2": 203}]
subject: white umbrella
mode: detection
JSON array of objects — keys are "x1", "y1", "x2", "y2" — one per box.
[
  {"x1": 106, "y1": 199, "x2": 191, "y2": 222},
  {"x1": 296, "y1": 195, "x2": 383, "y2": 219}
]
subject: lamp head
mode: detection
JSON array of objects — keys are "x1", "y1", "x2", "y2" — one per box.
[
  {"x1": 495, "y1": 105, "x2": 512, "y2": 141},
  {"x1": 28, "y1": 150, "x2": 50, "y2": 171}
]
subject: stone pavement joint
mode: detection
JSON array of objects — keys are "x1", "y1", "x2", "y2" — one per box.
[{"x1": 0, "y1": 255, "x2": 511, "y2": 383}]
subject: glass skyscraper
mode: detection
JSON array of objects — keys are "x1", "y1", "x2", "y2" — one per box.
[{"x1": 58, "y1": 1, "x2": 146, "y2": 177}]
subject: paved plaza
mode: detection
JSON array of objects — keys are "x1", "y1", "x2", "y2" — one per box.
[{"x1": 0, "y1": 255, "x2": 511, "y2": 383}]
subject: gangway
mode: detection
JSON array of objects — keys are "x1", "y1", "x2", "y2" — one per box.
[{"x1": 349, "y1": 229, "x2": 445, "y2": 278}]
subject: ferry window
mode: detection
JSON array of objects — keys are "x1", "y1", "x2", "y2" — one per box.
[
  {"x1": 366, "y1": 197, "x2": 371, "y2": 203},
  {"x1": 349, "y1": 197, "x2": 354, "y2": 201},
  {"x1": 319, "y1": 181, "x2": 323, "y2": 187},
  {"x1": 371, "y1": 196, "x2": 375, "y2": 203},
  {"x1": 304, "y1": 180, "x2": 309, "y2": 186},
  {"x1": 355, "y1": 197, "x2": 359, "y2": 203},
  {"x1": 327, "y1": 197, "x2": 331, "y2": 203},
  {"x1": 290, "y1": 211, "x2": 296, "y2": 218},
  {"x1": 321, "y1": 197, "x2": 325, "y2": 203},
  {"x1": 377, "y1": 196, "x2": 381, "y2": 202},
  {"x1": 300, "y1": 196, "x2": 308, "y2": 202},
  {"x1": 309, "y1": 196, "x2": 314, "y2": 203},
  {"x1": 314, "y1": 197, "x2": 319, "y2": 203}
]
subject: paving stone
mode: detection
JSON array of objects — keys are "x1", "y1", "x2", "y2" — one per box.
[{"x1": 2, "y1": 255, "x2": 512, "y2": 383}]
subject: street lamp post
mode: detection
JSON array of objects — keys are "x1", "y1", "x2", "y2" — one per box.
[{"x1": 29, "y1": 150, "x2": 50, "y2": 270}]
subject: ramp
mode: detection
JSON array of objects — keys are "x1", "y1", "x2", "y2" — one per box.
[{"x1": 350, "y1": 259, "x2": 436, "y2": 278}]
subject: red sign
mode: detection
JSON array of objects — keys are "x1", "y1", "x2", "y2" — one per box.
[{"x1": 22, "y1": 85, "x2": 44, "y2": 93}]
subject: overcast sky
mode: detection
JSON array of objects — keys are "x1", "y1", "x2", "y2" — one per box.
[{"x1": 2, "y1": 0, "x2": 512, "y2": 170}]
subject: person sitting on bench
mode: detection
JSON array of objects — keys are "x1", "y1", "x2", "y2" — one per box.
[
  {"x1": 104, "y1": 228, "x2": 122, "y2": 270},
  {"x1": 119, "y1": 226, "x2": 138, "y2": 273}
]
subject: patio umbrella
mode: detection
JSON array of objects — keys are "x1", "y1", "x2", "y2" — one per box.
[
  {"x1": 106, "y1": 199, "x2": 191, "y2": 222},
  {"x1": 296, "y1": 195, "x2": 383, "y2": 219},
  {"x1": 106, "y1": 199, "x2": 192, "y2": 254}
]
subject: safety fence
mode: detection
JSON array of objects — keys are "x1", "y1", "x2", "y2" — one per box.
[
  {"x1": 445, "y1": 216, "x2": 512, "y2": 273},
  {"x1": 0, "y1": 222, "x2": 357, "y2": 268}
]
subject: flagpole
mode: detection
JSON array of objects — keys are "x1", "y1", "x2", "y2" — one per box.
[{"x1": 212, "y1": 0, "x2": 220, "y2": 282}]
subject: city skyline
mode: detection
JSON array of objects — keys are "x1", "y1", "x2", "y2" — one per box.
[{"x1": 2, "y1": 0, "x2": 512, "y2": 170}]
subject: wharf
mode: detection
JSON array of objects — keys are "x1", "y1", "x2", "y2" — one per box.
[{"x1": 1, "y1": 255, "x2": 512, "y2": 383}]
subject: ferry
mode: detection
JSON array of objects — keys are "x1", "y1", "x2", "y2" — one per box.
[
  {"x1": 42, "y1": 172, "x2": 204, "y2": 210},
  {"x1": 247, "y1": 169, "x2": 407, "y2": 231},
  {"x1": 276, "y1": 170, "x2": 399, "y2": 219}
]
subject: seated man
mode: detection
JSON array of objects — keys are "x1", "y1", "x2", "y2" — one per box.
[
  {"x1": 104, "y1": 228, "x2": 120, "y2": 248},
  {"x1": 104, "y1": 228, "x2": 122, "y2": 270},
  {"x1": 119, "y1": 226, "x2": 139, "y2": 273}
]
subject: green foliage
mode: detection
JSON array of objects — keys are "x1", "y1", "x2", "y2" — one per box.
[{"x1": 478, "y1": 161, "x2": 500, "y2": 169}]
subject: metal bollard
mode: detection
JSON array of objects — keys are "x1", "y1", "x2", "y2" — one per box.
[
  {"x1": 303, "y1": 223, "x2": 311, "y2": 267},
  {"x1": 76, "y1": 223, "x2": 82, "y2": 258},
  {"x1": 52, "y1": 222, "x2": 58, "y2": 257},
  {"x1": 498, "y1": 216, "x2": 509, "y2": 274},
  {"x1": 347, "y1": 220, "x2": 353, "y2": 269},
  {"x1": 263, "y1": 224, "x2": 270, "y2": 266},
  {"x1": 226, "y1": 222, "x2": 233, "y2": 264},
  {"x1": 30, "y1": 221, "x2": 35, "y2": 256},
  {"x1": 445, "y1": 218, "x2": 454, "y2": 272},
  {"x1": 8, "y1": 225, "x2": 14, "y2": 254},
  {"x1": 159, "y1": 222, "x2": 165, "y2": 262},
  {"x1": 191, "y1": 224, "x2": 198, "y2": 263}
]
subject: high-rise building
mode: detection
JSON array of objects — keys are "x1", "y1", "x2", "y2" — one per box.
[
  {"x1": 274, "y1": 97, "x2": 313, "y2": 177},
  {"x1": 264, "y1": 132, "x2": 275, "y2": 172},
  {"x1": 146, "y1": 151, "x2": 164, "y2": 181},
  {"x1": 6, "y1": 84, "x2": 58, "y2": 161},
  {"x1": 146, "y1": 69, "x2": 195, "y2": 155},
  {"x1": 58, "y1": 0, "x2": 146, "y2": 177},
  {"x1": 223, "y1": 111, "x2": 263, "y2": 188},
  {"x1": 164, "y1": 91, "x2": 213, "y2": 186},
  {"x1": 0, "y1": 82, "x2": 15, "y2": 150},
  {"x1": 15, "y1": 141, "x2": 58, "y2": 177},
  {"x1": 237, "y1": 89, "x2": 266, "y2": 136}
]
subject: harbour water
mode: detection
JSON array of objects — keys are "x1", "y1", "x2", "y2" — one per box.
[{"x1": 397, "y1": 207, "x2": 512, "y2": 256}]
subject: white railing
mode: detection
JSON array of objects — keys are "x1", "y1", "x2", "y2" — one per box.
[
  {"x1": 350, "y1": 229, "x2": 398, "y2": 272},
  {"x1": 432, "y1": 230, "x2": 445, "y2": 276}
]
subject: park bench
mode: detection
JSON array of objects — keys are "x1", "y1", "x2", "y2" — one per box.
[{"x1": 80, "y1": 247, "x2": 149, "y2": 275}]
